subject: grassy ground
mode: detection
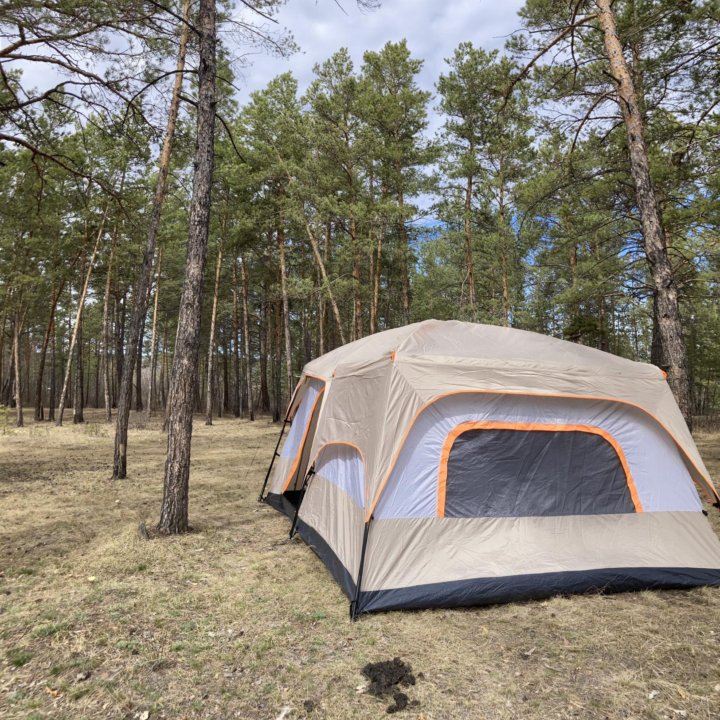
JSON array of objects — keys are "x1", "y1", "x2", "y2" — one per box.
[{"x1": 1, "y1": 410, "x2": 720, "y2": 720}]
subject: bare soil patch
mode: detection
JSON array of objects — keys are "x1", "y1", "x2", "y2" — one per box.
[{"x1": 1, "y1": 411, "x2": 719, "y2": 719}]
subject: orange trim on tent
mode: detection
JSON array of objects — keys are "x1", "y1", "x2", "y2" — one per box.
[
  {"x1": 435, "y1": 421, "x2": 642, "y2": 517},
  {"x1": 303, "y1": 371, "x2": 328, "y2": 382},
  {"x1": 365, "y1": 388, "x2": 718, "y2": 521},
  {"x1": 309, "y1": 441, "x2": 366, "y2": 469},
  {"x1": 281, "y1": 387, "x2": 325, "y2": 493},
  {"x1": 287, "y1": 374, "x2": 326, "y2": 421}
]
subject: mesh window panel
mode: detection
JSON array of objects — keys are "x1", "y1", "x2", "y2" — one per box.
[{"x1": 445, "y1": 428, "x2": 635, "y2": 517}]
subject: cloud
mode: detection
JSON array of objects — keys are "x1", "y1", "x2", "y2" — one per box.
[
  {"x1": 235, "y1": 0, "x2": 526, "y2": 114},
  {"x1": 9, "y1": 0, "x2": 526, "y2": 136}
]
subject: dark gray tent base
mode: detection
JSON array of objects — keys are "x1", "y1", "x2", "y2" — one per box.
[
  {"x1": 294, "y1": 518, "x2": 720, "y2": 615},
  {"x1": 357, "y1": 567, "x2": 720, "y2": 614},
  {"x1": 264, "y1": 491, "x2": 303, "y2": 518}
]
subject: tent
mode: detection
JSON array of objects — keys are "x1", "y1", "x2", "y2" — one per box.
[{"x1": 260, "y1": 320, "x2": 720, "y2": 617}]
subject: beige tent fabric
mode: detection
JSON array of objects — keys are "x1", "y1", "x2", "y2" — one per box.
[
  {"x1": 300, "y1": 320, "x2": 716, "y2": 513},
  {"x1": 304, "y1": 319, "x2": 661, "y2": 380},
  {"x1": 361, "y1": 511, "x2": 720, "y2": 592}
]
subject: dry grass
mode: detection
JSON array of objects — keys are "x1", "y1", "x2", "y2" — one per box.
[{"x1": 1, "y1": 411, "x2": 720, "y2": 720}]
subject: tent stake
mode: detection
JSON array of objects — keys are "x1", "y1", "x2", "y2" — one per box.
[
  {"x1": 258, "y1": 415, "x2": 289, "y2": 502},
  {"x1": 350, "y1": 519, "x2": 372, "y2": 621}
]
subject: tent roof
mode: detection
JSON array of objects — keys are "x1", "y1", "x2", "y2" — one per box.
[{"x1": 303, "y1": 320, "x2": 663, "y2": 381}]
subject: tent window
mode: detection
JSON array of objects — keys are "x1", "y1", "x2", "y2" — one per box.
[
  {"x1": 279, "y1": 380, "x2": 325, "y2": 493},
  {"x1": 439, "y1": 423, "x2": 638, "y2": 517}
]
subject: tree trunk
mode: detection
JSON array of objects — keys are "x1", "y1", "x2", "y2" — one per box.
[
  {"x1": 134, "y1": 318, "x2": 145, "y2": 411},
  {"x1": 94, "y1": 338, "x2": 100, "y2": 408},
  {"x1": 0, "y1": 305, "x2": 5, "y2": 402},
  {"x1": 398, "y1": 187, "x2": 411, "y2": 325},
  {"x1": 160, "y1": 321, "x2": 168, "y2": 410},
  {"x1": 13, "y1": 310, "x2": 24, "y2": 427},
  {"x1": 240, "y1": 255, "x2": 254, "y2": 422},
  {"x1": 56, "y1": 212, "x2": 106, "y2": 426},
  {"x1": 463, "y1": 169, "x2": 477, "y2": 317},
  {"x1": 102, "y1": 244, "x2": 115, "y2": 421},
  {"x1": 498, "y1": 177, "x2": 511, "y2": 328},
  {"x1": 114, "y1": 0, "x2": 191, "y2": 479},
  {"x1": 146, "y1": 249, "x2": 162, "y2": 417},
  {"x1": 276, "y1": 228, "x2": 293, "y2": 398},
  {"x1": 205, "y1": 241, "x2": 223, "y2": 425},
  {"x1": 34, "y1": 283, "x2": 63, "y2": 421},
  {"x1": 301, "y1": 216, "x2": 346, "y2": 345},
  {"x1": 114, "y1": 293, "x2": 125, "y2": 407},
  {"x1": 596, "y1": 0, "x2": 692, "y2": 426},
  {"x1": 222, "y1": 327, "x2": 229, "y2": 413},
  {"x1": 231, "y1": 259, "x2": 241, "y2": 417},
  {"x1": 319, "y1": 222, "x2": 330, "y2": 353},
  {"x1": 351, "y1": 216, "x2": 362, "y2": 340},
  {"x1": 49, "y1": 320, "x2": 56, "y2": 421},
  {"x1": 272, "y1": 299, "x2": 282, "y2": 422},
  {"x1": 371, "y1": 187, "x2": 386, "y2": 335},
  {"x1": 258, "y1": 295, "x2": 271, "y2": 413},
  {"x1": 73, "y1": 314, "x2": 84, "y2": 423},
  {"x1": 158, "y1": 0, "x2": 216, "y2": 534}
]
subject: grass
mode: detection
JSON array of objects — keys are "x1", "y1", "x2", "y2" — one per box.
[{"x1": 0, "y1": 409, "x2": 719, "y2": 719}]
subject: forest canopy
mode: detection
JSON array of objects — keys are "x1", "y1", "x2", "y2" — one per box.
[{"x1": 2, "y1": 0, "x2": 719, "y2": 444}]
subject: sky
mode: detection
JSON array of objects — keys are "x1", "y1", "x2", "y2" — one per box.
[
  {"x1": 14, "y1": 1, "x2": 526, "y2": 133},
  {"x1": 233, "y1": 0, "x2": 526, "y2": 116}
]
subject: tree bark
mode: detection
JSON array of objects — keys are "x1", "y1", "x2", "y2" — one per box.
[
  {"x1": 34, "y1": 282, "x2": 64, "y2": 421},
  {"x1": 231, "y1": 259, "x2": 241, "y2": 417},
  {"x1": 221, "y1": 327, "x2": 229, "y2": 413},
  {"x1": 596, "y1": 0, "x2": 692, "y2": 425},
  {"x1": 398, "y1": 187, "x2": 411, "y2": 325},
  {"x1": 114, "y1": 0, "x2": 192, "y2": 479},
  {"x1": 205, "y1": 240, "x2": 223, "y2": 425},
  {"x1": 301, "y1": 216, "x2": 346, "y2": 345},
  {"x1": 272, "y1": 298, "x2": 282, "y2": 422},
  {"x1": 276, "y1": 228, "x2": 293, "y2": 398},
  {"x1": 73, "y1": 314, "x2": 84, "y2": 423},
  {"x1": 350, "y1": 216, "x2": 362, "y2": 340},
  {"x1": 56, "y1": 212, "x2": 106, "y2": 426},
  {"x1": 0, "y1": 305, "x2": 5, "y2": 402},
  {"x1": 240, "y1": 255, "x2": 254, "y2": 422},
  {"x1": 158, "y1": 0, "x2": 216, "y2": 533},
  {"x1": 160, "y1": 321, "x2": 168, "y2": 410},
  {"x1": 371, "y1": 185, "x2": 387, "y2": 335},
  {"x1": 258, "y1": 294, "x2": 270, "y2": 413},
  {"x1": 114, "y1": 293, "x2": 125, "y2": 407},
  {"x1": 102, "y1": 243, "x2": 115, "y2": 421},
  {"x1": 146, "y1": 249, "x2": 162, "y2": 417},
  {"x1": 12, "y1": 309, "x2": 24, "y2": 427},
  {"x1": 49, "y1": 319, "x2": 56, "y2": 421},
  {"x1": 463, "y1": 168, "x2": 477, "y2": 317}
]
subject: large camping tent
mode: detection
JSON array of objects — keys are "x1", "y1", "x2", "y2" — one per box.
[{"x1": 260, "y1": 320, "x2": 720, "y2": 617}]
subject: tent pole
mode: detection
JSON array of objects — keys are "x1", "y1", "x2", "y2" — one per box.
[
  {"x1": 288, "y1": 465, "x2": 315, "y2": 539},
  {"x1": 350, "y1": 519, "x2": 372, "y2": 621},
  {"x1": 258, "y1": 415, "x2": 289, "y2": 502}
]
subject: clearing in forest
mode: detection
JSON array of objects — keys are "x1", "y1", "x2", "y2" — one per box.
[{"x1": 1, "y1": 412, "x2": 720, "y2": 719}]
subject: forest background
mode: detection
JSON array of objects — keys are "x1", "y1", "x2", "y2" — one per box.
[{"x1": 1, "y1": 0, "x2": 719, "y2": 517}]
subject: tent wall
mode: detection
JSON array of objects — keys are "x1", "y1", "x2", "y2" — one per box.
[
  {"x1": 266, "y1": 376, "x2": 325, "y2": 506},
  {"x1": 374, "y1": 394, "x2": 701, "y2": 519},
  {"x1": 296, "y1": 459, "x2": 364, "y2": 599},
  {"x1": 262, "y1": 320, "x2": 720, "y2": 615},
  {"x1": 356, "y1": 512, "x2": 720, "y2": 613}
]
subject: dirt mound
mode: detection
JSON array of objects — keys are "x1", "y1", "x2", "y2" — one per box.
[{"x1": 362, "y1": 657, "x2": 419, "y2": 713}]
